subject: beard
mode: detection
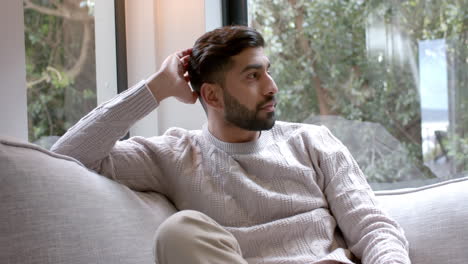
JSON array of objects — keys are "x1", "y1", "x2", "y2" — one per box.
[{"x1": 222, "y1": 89, "x2": 276, "y2": 131}]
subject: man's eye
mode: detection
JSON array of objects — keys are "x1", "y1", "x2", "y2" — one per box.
[{"x1": 247, "y1": 73, "x2": 258, "y2": 79}]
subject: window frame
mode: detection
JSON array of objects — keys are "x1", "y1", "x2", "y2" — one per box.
[
  {"x1": 114, "y1": 0, "x2": 128, "y2": 95},
  {"x1": 221, "y1": 0, "x2": 248, "y2": 26}
]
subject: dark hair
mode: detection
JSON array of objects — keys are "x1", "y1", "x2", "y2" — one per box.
[{"x1": 188, "y1": 26, "x2": 264, "y2": 96}]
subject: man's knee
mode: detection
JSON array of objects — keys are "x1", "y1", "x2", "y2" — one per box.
[
  {"x1": 155, "y1": 210, "x2": 210, "y2": 249},
  {"x1": 153, "y1": 210, "x2": 246, "y2": 264}
]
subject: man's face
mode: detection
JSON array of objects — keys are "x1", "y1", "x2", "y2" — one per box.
[{"x1": 221, "y1": 47, "x2": 279, "y2": 131}]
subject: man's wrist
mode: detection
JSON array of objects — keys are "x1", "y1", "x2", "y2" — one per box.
[{"x1": 146, "y1": 71, "x2": 169, "y2": 103}]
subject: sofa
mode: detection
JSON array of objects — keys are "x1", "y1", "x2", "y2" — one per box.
[{"x1": 1, "y1": 136, "x2": 467, "y2": 264}]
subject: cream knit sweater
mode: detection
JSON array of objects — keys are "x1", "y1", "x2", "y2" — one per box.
[{"x1": 51, "y1": 81, "x2": 410, "y2": 264}]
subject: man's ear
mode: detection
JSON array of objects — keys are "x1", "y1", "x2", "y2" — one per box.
[{"x1": 200, "y1": 83, "x2": 223, "y2": 110}]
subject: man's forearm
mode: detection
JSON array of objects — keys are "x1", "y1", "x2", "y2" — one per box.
[
  {"x1": 51, "y1": 49, "x2": 196, "y2": 170},
  {"x1": 51, "y1": 81, "x2": 158, "y2": 169}
]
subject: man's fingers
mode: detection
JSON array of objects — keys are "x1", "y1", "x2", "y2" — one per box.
[
  {"x1": 181, "y1": 55, "x2": 190, "y2": 69},
  {"x1": 183, "y1": 48, "x2": 192, "y2": 56},
  {"x1": 177, "y1": 48, "x2": 192, "y2": 58},
  {"x1": 181, "y1": 55, "x2": 190, "y2": 63},
  {"x1": 190, "y1": 91, "x2": 199, "y2": 103},
  {"x1": 183, "y1": 70, "x2": 190, "y2": 81}
]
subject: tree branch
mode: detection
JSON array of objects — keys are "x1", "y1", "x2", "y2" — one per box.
[
  {"x1": 24, "y1": 0, "x2": 93, "y2": 22},
  {"x1": 66, "y1": 21, "x2": 92, "y2": 80},
  {"x1": 24, "y1": 0, "x2": 63, "y2": 17},
  {"x1": 27, "y1": 74, "x2": 49, "y2": 88},
  {"x1": 27, "y1": 66, "x2": 62, "y2": 89},
  {"x1": 289, "y1": 0, "x2": 333, "y2": 115}
]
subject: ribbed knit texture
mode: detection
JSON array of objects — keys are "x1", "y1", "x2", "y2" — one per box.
[{"x1": 51, "y1": 81, "x2": 411, "y2": 264}]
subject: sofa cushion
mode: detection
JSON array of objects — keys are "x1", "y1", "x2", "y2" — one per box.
[
  {"x1": 376, "y1": 177, "x2": 468, "y2": 264},
  {"x1": 2, "y1": 136, "x2": 467, "y2": 264},
  {"x1": 0, "y1": 137, "x2": 177, "y2": 264}
]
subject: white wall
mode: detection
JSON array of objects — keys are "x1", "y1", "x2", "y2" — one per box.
[
  {"x1": 126, "y1": 0, "x2": 222, "y2": 136},
  {"x1": 94, "y1": 0, "x2": 118, "y2": 105},
  {"x1": 155, "y1": 0, "x2": 208, "y2": 135},
  {"x1": 125, "y1": 0, "x2": 160, "y2": 137},
  {"x1": 0, "y1": 1, "x2": 28, "y2": 141}
]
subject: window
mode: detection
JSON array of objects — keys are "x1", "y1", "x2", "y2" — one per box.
[
  {"x1": 246, "y1": 0, "x2": 467, "y2": 189},
  {"x1": 23, "y1": 0, "x2": 126, "y2": 149}
]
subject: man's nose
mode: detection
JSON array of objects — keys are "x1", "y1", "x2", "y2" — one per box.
[{"x1": 264, "y1": 74, "x2": 279, "y2": 96}]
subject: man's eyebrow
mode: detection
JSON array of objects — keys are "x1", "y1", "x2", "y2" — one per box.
[{"x1": 240, "y1": 62, "x2": 271, "y2": 74}]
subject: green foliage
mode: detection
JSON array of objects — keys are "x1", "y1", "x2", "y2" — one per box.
[
  {"x1": 250, "y1": 0, "x2": 468, "y2": 183},
  {"x1": 445, "y1": 134, "x2": 468, "y2": 172},
  {"x1": 24, "y1": 1, "x2": 96, "y2": 145}
]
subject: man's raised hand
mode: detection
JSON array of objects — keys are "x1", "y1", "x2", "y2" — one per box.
[{"x1": 146, "y1": 49, "x2": 198, "y2": 104}]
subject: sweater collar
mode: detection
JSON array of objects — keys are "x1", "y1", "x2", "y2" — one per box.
[{"x1": 202, "y1": 124, "x2": 274, "y2": 155}]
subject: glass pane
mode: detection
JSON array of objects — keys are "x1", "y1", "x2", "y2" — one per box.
[
  {"x1": 249, "y1": 0, "x2": 467, "y2": 189},
  {"x1": 23, "y1": 0, "x2": 97, "y2": 149}
]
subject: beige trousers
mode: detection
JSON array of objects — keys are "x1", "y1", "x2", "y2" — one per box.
[{"x1": 153, "y1": 210, "x2": 248, "y2": 264}]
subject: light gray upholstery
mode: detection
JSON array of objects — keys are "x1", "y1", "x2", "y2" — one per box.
[
  {"x1": 375, "y1": 177, "x2": 468, "y2": 264},
  {"x1": 0, "y1": 137, "x2": 176, "y2": 264},
  {"x1": 1, "y1": 136, "x2": 467, "y2": 263}
]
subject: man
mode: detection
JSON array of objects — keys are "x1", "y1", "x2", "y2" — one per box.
[{"x1": 51, "y1": 26, "x2": 410, "y2": 264}]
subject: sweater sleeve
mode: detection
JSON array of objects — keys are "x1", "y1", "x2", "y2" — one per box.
[
  {"x1": 316, "y1": 126, "x2": 411, "y2": 264},
  {"x1": 50, "y1": 80, "x2": 171, "y2": 193}
]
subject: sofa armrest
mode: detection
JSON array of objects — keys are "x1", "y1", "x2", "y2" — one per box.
[
  {"x1": 375, "y1": 177, "x2": 468, "y2": 264},
  {"x1": 0, "y1": 137, "x2": 176, "y2": 264}
]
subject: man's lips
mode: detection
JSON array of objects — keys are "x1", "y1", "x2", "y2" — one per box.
[{"x1": 260, "y1": 101, "x2": 276, "y2": 112}]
